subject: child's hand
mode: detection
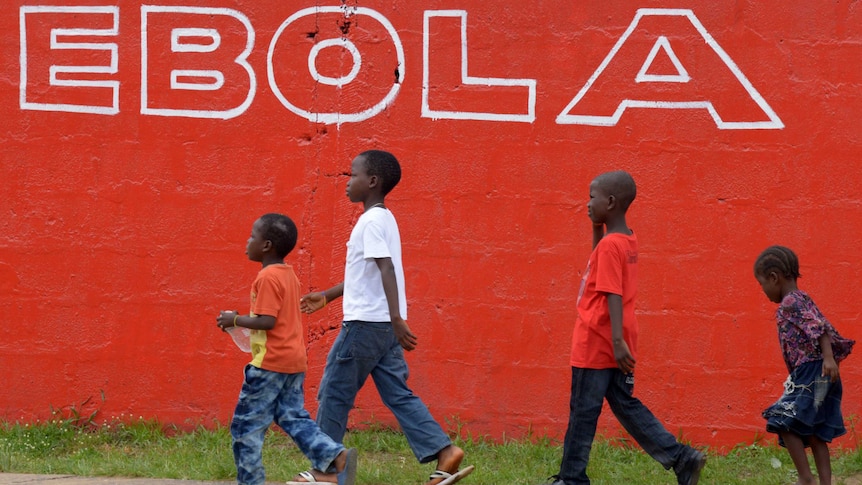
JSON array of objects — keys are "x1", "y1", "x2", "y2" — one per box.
[
  {"x1": 822, "y1": 356, "x2": 840, "y2": 382},
  {"x1": 613, "y1": 340, "x2": 636, "y2": 374},
  {"x1": 217, "y1": 310, "x2": 238, "y2": 331},
  {"x1": 300, "y1": 292, "x2": 326, "y2": 314},
  {"x1": 392, "y1": 318, "x2": 418, "y2": 351}
]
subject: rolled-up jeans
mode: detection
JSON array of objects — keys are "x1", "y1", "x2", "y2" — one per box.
[
  {"x1": 316, "y1": 320, "x2": 451, "y2": 463},
  {"x1": 560, "y1": 367, "x2": 689, "y2": 484},
  {"x1": 231, "y1": 365, "x2": 344, "y2": 485}
]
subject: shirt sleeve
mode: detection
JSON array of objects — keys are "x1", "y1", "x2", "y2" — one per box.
[
  {"x1": 594, "y1": 239, "x2": 624, "y2": 296},
  {"x1": 361, "y1": 218, "x2": 391, "y2": 260},
  {"x1": 252, "y1": 273, "x2": 283, "y2": 318},
  {"x1": 782, "y1": 294, "x2": 826, "y2": 342}
]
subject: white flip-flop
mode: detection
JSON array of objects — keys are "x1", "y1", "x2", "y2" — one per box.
[
  {"x1": 284, "y1": 448, "x2": 357, "y2": 485},
  {"x1": 429, "y1": 465, "x2": 475, "y2": 485}
]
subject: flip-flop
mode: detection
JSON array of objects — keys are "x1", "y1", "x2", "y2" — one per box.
[
  {"x1": 286, "y1": 471, "x2": 319, "y2": 483},
  {"x1": 428, "y1": 465, "x2": 475, "y2": 485},
  {"x1": 285, "y1": 449, "x2": 357, "y2": 485}
]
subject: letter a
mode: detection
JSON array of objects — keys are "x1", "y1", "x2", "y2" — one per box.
[{"x1": 556, "y1": 9, "x2": 783, "y2": 130}]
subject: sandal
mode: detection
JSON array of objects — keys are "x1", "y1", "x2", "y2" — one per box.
[
  {"x1": 287, "y1": 448, "x2": 357, "y2": 485},
  {"x1": 427, "y1": 465, "x2": 475, "y2": 485}
]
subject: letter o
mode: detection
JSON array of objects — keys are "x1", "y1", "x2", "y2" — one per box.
[{"x1": 267, "y1": 7, "x2": 406, "y2": 124}]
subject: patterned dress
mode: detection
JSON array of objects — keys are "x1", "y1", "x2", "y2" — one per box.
[{"x1": 762, "y1": 290, "x2": 855, "y2": 446}]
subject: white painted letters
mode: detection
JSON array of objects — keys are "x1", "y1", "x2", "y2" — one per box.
[
  {"x1": 422, "y1": 10, "x2": 536, "y2": 123},
  {"x1": 267, "y1": 6, "x2": 405, "y2": 125},
  {"x1": 307, "y1": 39, "x2": 363, "y2": 87},
  {"x1": 141, "y1": 6, "x2": 256, "y2": 119},
  {"x1": 20, "y1": 6, "x2": 119, "y2": 115},
  {"x1": 636, "y1": 36, "x2": 690, "y2": 83},
  {"x1": 17, "y1": 5, "x2": 781, "y2": 129},
  {"x1": 557, "y1": 8, "x2": 783, "y2": 129}
]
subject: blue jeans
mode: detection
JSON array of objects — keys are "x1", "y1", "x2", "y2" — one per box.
[
  {"x1": 231, "y1": 365, "x2": 344, "y2": 485},
  {"x1": 559, "y1": 367, "x2": 689, "y2": 484},
  {"x1": 316, "y1": 321, "x2": 451, "y2": 463}
]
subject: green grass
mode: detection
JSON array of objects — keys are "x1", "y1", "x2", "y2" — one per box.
[{"x1": 2, "y1": 417, "x2": 862, "y2": 484}]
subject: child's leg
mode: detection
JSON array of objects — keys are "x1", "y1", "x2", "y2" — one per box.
[
  {"x1": 604, "y1": 371, "x2": 705, "y2": 484},
  {"x1": 273, "y1": 372, "x2": 345, "y2": 474},
  {"x1": 558, "y1": 367, "x2": 612, "y2": 485},
  {"x1": 369, "y1": 336, "x2": 460, "y2": 482},
  {"x1": 231, "y1": 365, "x2": 281, "y2": 485},
  {"x1": 809, "y1": 436, "x2": 831, "y2": 485},
  {"x1": 605, "y1": 371, "x2": 685, "y2": 468},
  {"x1": 779, "y1": 432, "x2": 817, "y2": 485},
  {"x1": 315, "y1": 323, "x2": 377, "y2": 443}
]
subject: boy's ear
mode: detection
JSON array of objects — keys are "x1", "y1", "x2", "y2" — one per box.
[
  {"x1": 367, "y1": 174, "x2": 379, "y2": 188},
  {"x1": 606, "y1": 194, "x2": 617, "y2": 210},
  {"x1": 768, "y1": 271, "x2": 780, "y2": 283},
  {"x1": 262, "y1": 239, "x2": 273, "y2": 253}
]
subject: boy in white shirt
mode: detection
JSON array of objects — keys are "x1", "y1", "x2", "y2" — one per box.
[{"x1": 300, "y1": 150, "x2": 468, "y2": 485}]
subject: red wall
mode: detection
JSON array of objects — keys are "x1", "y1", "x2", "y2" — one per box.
[{"x1": 2, "y1": 1, "x2": 860, "y2": 450}]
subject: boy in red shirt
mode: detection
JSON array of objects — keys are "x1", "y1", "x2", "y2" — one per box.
[
  {"x1": 543, "y1": 171, "x2": 706, "y2": 485},
  {"x1": 216, "y1": 213, "x2": 356, "y2": 485}
]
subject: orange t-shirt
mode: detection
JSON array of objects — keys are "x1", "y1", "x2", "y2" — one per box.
[
  {"x1": 247, "y1": 264, "x2": 307, "y2": 374},
  {"x1": 570, "y1": 232, "x2": 639, "y2": 369}
]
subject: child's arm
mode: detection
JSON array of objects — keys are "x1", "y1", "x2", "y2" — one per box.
[
  {"x1": 217, "y1": 311, "x2": 276, "y2": 330},
  {"x1": 300, "y1": 283, "x2": 344, "y2": 314},
  {"x1": 608, "y1": 293, "x2": 636, "y2": 374},
  {"x1": 819, "y1": 333, "x2": 839, "y2": 382},
  {"x1": 375, "y1": 257, "x2": 418, "y2": 351}
]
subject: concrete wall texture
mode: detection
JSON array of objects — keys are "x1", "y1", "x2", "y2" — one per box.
[{"x1": 2, "y1": 1, "x2": 861, "y2": 450}]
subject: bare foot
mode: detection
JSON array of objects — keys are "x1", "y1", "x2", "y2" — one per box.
[{"x1": 425, "y1": 445, "x2": 465, "y2": 485}]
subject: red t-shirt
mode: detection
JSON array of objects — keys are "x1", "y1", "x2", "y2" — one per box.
[
  {"x1": 247, "y1": 264, "x2": 307, "y2": 374},
  {"x1": 570, "y1": 232, "x2": 639, "y2": 369}
]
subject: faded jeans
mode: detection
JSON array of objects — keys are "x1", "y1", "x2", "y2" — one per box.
[
  {"x1": 231, "y1": 365, "x2": 344, "y2": 485},
  {"x1": 560, "y1": 367, "x2": 690, "y2": 484},
  {"x1": 316, "y1": 321, "x2": 451, "y2": 463}
]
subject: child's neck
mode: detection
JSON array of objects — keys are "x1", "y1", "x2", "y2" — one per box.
[
  {"x1": 604, "y1": 216, "x2": 630, "y2": 235},
  {"x1": 363, "y1": 196, "x2": 386, "y2": 211},
  {"x1": 779, "y1": 279, "x2": 799, "y2": 300},
  {"x1": 261, "y1": 257, "x2": 285, "y2": 268}
]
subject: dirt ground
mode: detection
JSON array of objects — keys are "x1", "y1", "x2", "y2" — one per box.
[{"x1": 841, "y1": 474, "x2": 862, "y2": 484}]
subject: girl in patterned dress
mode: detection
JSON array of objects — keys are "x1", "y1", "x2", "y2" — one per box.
[{"x1": 754, "y1": 245, "x2": 855, "y2": 485}]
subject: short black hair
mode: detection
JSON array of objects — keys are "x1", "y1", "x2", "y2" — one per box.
[
  {"x1": 595, "y1": 170, "x2": 637, "y2": 211},
  {"x1": 360, "y1": 150, "x2": 401, "y2": 195},
  {"x1": 754, "y1": 245, "x2": 801, "y2": 280},
  {"x1": 259, "y1": 213, "x2": 298, "y2": 258}
]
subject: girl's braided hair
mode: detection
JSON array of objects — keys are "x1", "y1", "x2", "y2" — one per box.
[{"x1": 754, "y1": 245, "x2": 800, "y2": 280}]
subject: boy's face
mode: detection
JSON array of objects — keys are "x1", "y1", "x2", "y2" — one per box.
[
  {"x1": 346, "y1": 156, "x2": 373, "y2": 203},
  {"x1": 587, "y1": 179, "x2": 610, "y2": 224},
  {"x1": 246, "y1": 219, "x2": 268, "y2": 262}
]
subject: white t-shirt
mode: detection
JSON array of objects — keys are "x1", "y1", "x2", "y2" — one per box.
[{"x1": 342, "y1": 207, "x2": 407, "y2": 321}]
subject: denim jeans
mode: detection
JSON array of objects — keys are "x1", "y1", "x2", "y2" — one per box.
[
  {"x1": 559, "y1": 367, "x2": 688, "y2": 484},
  {"x1": 316, "y1": 321, "x2": 451, "y2": 463},
  {"x1": 231, "y1": 365, "x2": 344, "y2": 485}
]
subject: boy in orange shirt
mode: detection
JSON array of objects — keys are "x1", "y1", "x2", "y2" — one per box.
[
  {"x1": 541, "y1": 172, "x2": 706, "y2": 485},
  {"x1": 216, "y1": 213, "x2": 356, "y2": 485}
]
